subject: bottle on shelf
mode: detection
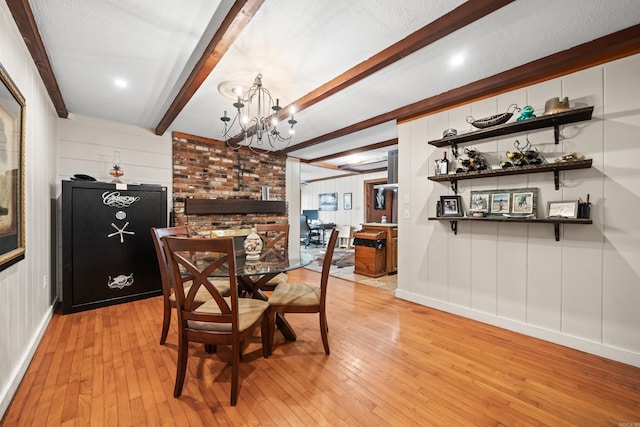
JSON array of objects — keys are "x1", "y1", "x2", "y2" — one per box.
[{"x1": 440, "y1": 151, "x2": 449, "y2": 175}]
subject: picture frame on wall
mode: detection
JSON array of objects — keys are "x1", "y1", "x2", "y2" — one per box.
[
  {"x1": 318, "y1": 192, "x2": 338, "y2": 211},
  {"x1": 440, "y1": 195, "x2": 463, "y2": 217},
  {"x1": 0, "y1": 63, "x2": 26, "y2": 271},
  {"x1": 343, "y1": 192, "x2": 352, "y2": 210},
  {"x1": 374, "y1": 187, "x2": 386, "y2": 210}
]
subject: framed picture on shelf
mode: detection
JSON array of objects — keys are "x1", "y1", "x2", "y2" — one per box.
[
  {"x1": 510, "y1": 189, "x2": 537, "y2": 217},
  {"x1": 318, "y1": 192, "x2": 338, "y2": 211},
  {"x1": 547, "y1": 200, "x2": 579, "y2": 218},
  {"x1": 490, "y1": 193, "x2": 510, "y2": 214},
  {"x1": 440, "y1": 195, "x2": 463, "y2": 217},
  {"x1": 343, "y1": 192, "x2": 352, "y2": 210},
  {"x1": 469, "y1": 192, "x2": 490, "y2": 213},
  {"x1": 0, "y1": 63, "x2": 26, "y2": 272}
]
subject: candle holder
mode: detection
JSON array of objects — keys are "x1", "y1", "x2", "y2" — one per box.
[{"x1": 109, "y1": 151, "x2": 124, "y2": 183}]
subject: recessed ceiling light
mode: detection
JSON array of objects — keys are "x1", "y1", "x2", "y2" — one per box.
[
  {"x1": 113, "y1": 78, "x2": 128, "y2": 89},
  {"x1": 449, "y1": 53, "x2": 465, "y2": 67}
]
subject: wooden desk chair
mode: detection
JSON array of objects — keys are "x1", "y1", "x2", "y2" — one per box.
[
  {"x1": 268, "y1": 228, "x2": 339, "y2": 355},
  {"x1": 164, "y1": 236, "x2": 270, "y2": 405},
  {"x1": 256, "y1": 223, "x2": 290, "y2": 287},
  {"x1": 151, "y1": 226, "x2": 230, "y2": 345}
]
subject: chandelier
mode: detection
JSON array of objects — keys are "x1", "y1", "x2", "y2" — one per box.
[{"x1": 220, "y1": 74, "x2": 297, "y2": 152}]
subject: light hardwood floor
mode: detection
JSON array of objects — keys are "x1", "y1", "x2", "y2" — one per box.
[{"x1": 2, "y1": 268, "x2": 639, "y2": 426}]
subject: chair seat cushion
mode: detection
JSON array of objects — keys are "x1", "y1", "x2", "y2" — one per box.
[
  {"x1": 268, "y1": 282, "x2": 321, "y2": 306},
  {"x1": 265, "y1": 272, "x2": 288, "y2": 286},
  {"x1": 189, "y1": 297, "x2": 269, "y2": 332},
  {"x1": 169, "y1": 279, "x2": 230, "y2": 304}
]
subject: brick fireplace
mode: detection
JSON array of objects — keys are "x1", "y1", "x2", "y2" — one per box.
[{"x1": 171, "y1": 132, "x2": 288, "y2": 236}]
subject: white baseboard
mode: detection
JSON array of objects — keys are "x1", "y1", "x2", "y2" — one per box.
[
  {"x1": 395, "y1": 289, "x2": 640, "y2": 369},
  {"x1": 0, "y1": 301, "x2": 56, "y2": 419}
]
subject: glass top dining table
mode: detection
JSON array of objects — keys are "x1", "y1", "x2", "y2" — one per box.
[
  {"x1": 205, "y1": 248, "x2": 314, "y2": 280},
  {"x1": 210, "y1": 247, "x2": 314, "y2": 341}
]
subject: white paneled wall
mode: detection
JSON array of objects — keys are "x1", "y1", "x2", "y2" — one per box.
[
  {"x1": 0, "y1": 2, "x2": 58, "y2": 417},
  {"x1": 57, "y1": 114, "x2": 172, "y2": 192},
  {"x1": 397, "y1": 54, "x2": 640, "y2": 367},
  {"x1": 301, "y1": 171, "x2": 387, "y2": 230}
]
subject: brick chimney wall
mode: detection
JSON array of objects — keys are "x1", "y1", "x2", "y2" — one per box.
[{"x1": 172, "y1": 133, "x2": 287, "y2": 235}]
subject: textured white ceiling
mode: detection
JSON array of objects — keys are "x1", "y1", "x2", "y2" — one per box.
[{"x1": 26, "y1": 0, "x2": 640, "y2": 182}]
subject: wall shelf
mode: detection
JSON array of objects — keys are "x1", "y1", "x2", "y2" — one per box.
[
  {"x1": 429, "y1": 158, "x2": 592, "y2": 192},
  {"x1": 428, "y1": 216, "x2": 593, "y2": 241},
  {"x1": 428, "y1": 106, "x2": 594, "y2": 148}
]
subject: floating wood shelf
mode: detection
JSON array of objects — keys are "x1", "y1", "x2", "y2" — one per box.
[
  {"x1": 428, "y1": 106, "x2": 594, "y2": 147},
  {"x1": 185, "y1": 199, "x2": 286, "y2": 215},
  {"x1": 428, "y1": 216, "x2": 593, "y2": 241},
  {"x1": 428, "y1": 159, "x2": 593, "y2": 191}
]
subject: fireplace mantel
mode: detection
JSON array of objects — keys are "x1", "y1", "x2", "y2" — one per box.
[{"x1": 184, "y1": 198, "x2": 286, "y2": 215}]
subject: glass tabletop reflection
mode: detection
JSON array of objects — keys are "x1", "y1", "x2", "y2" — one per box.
[{"x1": 205, "y1": 248, "x2": 314, "y2": 278}]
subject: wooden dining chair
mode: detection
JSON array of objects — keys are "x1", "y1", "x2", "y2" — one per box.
[
  {"x1": 151, "y1": 226, "x2": 230, "y2": 345},
  {"x1": 267, "y1": 228, "x2": 339, "y2": 355},
  {"x1": 164, "y1": 236, "x2": 270, "y2": 405},
  {"x1": 255, "y1": 223, "x2": 290, "y2": 287}
]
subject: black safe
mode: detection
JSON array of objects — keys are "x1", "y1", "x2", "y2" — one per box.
[{"x1": 62, "y1": 180, "x2": 167, "y2": 314}]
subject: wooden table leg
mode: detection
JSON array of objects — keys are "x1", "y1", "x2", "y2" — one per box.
[
  {"x1": 276, "y1": 313, "x2": 296, "y2": 341},
  {"x1": 237, "y1": 275, "x2": 297, "y2": 341}
]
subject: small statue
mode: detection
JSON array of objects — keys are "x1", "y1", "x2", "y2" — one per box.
[{"x1": 516, "y1": 105, "x2": 536, "y2": 121}]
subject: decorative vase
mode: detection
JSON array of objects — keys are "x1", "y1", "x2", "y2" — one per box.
[{"x1": 243, "y1": 227, "x2": 263, "y2": 260}]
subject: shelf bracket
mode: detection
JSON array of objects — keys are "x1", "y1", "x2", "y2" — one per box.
[
  {"x1": 450, "y1": 220, "x2": 458, "y2": 235},
  {"x1": 554, "y1": 223, "x2": 560, "y2": 241},
  {"x1": 554, "y1": 170, "x2": 560, "y2": 190},
  {"x1": 553, "y1": 120, "x2": 560, "y2": 144},
  {"x1": 451, "y1": 142, "x2": 459, "y2": 159},
  {"x1": 450, "y1": 179, "x2": 458, "y2": 194}
]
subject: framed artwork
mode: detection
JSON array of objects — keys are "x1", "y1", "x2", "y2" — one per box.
[
  {"x1": 440, "y1": 195, "x2": 463, "y2": 217},
  {"x1": 481, "y1": 188, "x2": 538, "y2": 217},
  {"x1": 343, "y1": 192, "x2": 352, "y2": 210},
  {"x1": 0, "y1": 63, "x2": 26, "y2": 271},
  {"x1": 318, "y1": 192, "x2": 338, "y2": 211},
  {"x1": 547, "y1": 200, "x2": 579, "y2": 218},
  {"x1": 490, "y1": 193, "x2": 510, "y2": 214},
  {"x1": 374, "y1": 187, "x2": 386, "y2": 210},
  {"x1": 511, "y1": 190, "x2": 536, "y2": 216},
  {"x1": 469, "y1": 191, "x2": 490, "y2": 212}
]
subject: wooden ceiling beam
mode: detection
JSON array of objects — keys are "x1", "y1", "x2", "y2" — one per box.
[
  {"x1": 278, "y1": 0, "x2": 513, "y2": 153},
  {"x1": 154, "y1": 0, "x2": 264, "y2": 135},
  {"x1": 7, "y1": 0, "x2": 68, "y2": 118},
  {"x1": 290, "y1": 24, "x2": 640, "y2": 153},
  {"x1": 306, "y1": 139, "x2": 398, "y2": 164},
  {"x1": 397, "y1": 23, "x2": 640, "y2": 124}
]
